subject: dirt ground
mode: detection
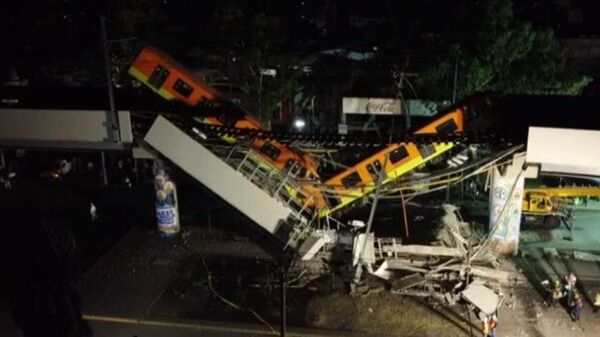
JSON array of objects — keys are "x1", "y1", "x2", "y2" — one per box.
[
  {"x1": 306, "y1": 292, "x2": 473, "y2": 337},
  {"x1": 80, "y1": 224, "x2": 600, "y2": 337},
  {"x1": 305, "y1": 275, "x2": 600, "y2": 337},
  {"x1": 496, "y1": 263, "x2": 600, "y2": 337}
]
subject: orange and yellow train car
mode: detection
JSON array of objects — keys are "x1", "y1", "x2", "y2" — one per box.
[
  {"x1": 319, "y1": 108, "x2": 465, "y2": 216},
  {"x1": 129, "y1": 46, "x2": 321, "y2": 192}
]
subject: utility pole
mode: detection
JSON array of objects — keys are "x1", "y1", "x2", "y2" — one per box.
[
  {"x1": 100, "y1": 16, "x2": 119, "y2": 143},
  {"x1": 392, "y1": 64, "x2": 413, "y2": 132},
  {"x1": 452, "y1": 53, "x2": 460, "y2": 103},
  {"x1": 280, "y1": 266, "x2": 287, "y2": 337},
  {"x1": 100, "y1": 152, "x2": 108, "y2": 186},
  {"x1": 280, "y1": 251, "x2": 293, "y2": 337},
  {"x1": 353, "y1": 156, "x2": 389, "y2": 287}
]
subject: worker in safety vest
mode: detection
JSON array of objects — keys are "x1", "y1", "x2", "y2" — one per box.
[
  {"x1": 570, "y1": 292, "x2": 583, "y2": 322},
  {"x1": 479, "y1": 311, "x2": 497, "y2": 337},
  {"x1": 479, "y1": 311, "x2": 490, "y2": 337},
  {"x1": 564, "y1": 272, "x2": 577, "y2": 303},
  {"x1": 488, "y1": 313, "x2": 498, "y2": 337},
  {"x1": 594, "y1": 292, "x2": 600, "y2": 313},
  {"x1": 550, "y1": 279, "x2": 564, "y2": 307}
]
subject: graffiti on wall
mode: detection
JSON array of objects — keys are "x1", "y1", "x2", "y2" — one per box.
[{"x1": 489, "y1": 163, "x2": 525, "y2": 246}]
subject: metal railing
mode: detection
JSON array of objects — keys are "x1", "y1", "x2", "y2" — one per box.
[
  {"x1": 374, "y1": 237, "x2": 404, "y2": 260},
  {"x1": 187, "y1": 130, "x2": 323, "y2": 247}
]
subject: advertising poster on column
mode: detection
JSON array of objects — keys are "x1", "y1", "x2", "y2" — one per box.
[{"x1": 154, "y1": 171, "x2": 180, "y2": 236}]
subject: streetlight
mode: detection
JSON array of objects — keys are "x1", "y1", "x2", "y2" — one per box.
[{"x1": 293, "y1": 118, "x2": 306, "y2": 130}]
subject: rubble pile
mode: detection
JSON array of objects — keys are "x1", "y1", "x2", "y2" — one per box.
[{"x1": 356, "y1": 204, "x2": 517, "y2": 313}]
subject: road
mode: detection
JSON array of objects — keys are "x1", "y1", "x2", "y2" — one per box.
[
  {"x1": 89, "y1": 318, "x2": 277, "y2": 337},
  {"x1": 86, "y1": 316, "x2": 371, "y2": 337},
  {"x1": 2, "y1": 311, "x2": 375, "y2": 337}
]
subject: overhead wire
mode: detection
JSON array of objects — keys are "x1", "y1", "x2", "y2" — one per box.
[{"x1": 197, "y1": 252, "x2": 278, "y2": 335}]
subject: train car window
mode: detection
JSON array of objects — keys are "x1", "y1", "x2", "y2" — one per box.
[
  {"x1": 298, "y1": 167, "x2": 307, "y2": 178},
  {"x1": 435, "y1": 118, "x2": 458, "y2": 134},
  {"x1": 341, "y1": 172, "x2": 362, "y2": 189},
  {"x1": 217, "y1": 110, "x2": 243, "y2": 127},
  {"x1": 261, "y1": 142, "x2": 281, "y2": 161},
  {"x1": 390, "y1": 146, "x2": 409, "y2": 164},
  {"x1": 418, "y1": 144, "x2": 436, "y2": 158},
  {"x1": 366, "y1": 160, "x2": 383, "y2": 181},
  {"x1": 148, "y1": 65, "x2": 170, "y2": 89},
  {"x1": 283, "y1": 159, "x2": 305, "y2": 177},
  {"x1": 173, "y1": 79, "x2": 194, "y2": 98},
  {"x1": 284, "y1": 159, "x2": 296, "y2": 174}
]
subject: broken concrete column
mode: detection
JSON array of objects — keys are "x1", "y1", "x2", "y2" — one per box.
[{"x1": 488, "y1": 153, "x2": 526, "y2": 254}]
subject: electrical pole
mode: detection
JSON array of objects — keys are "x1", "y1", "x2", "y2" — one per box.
[
  {"x1": 353, "y1": 156, "x2": 389, "y2": 287},
  {"x1": 280, "y1": 251, "x2": 293, "y2": 337},
  {"x1": 452, "y1": 53, "x2": 460, "y2": 103},
  {"x1": 280, "y1": 265, "x2": 287, "y2": 337},
  {"x1": 392, "y1": 65, "x2": 411, "y2": 132},
  {"x1": 100, "y1": 16, "x2": 119, "y2": 142}
]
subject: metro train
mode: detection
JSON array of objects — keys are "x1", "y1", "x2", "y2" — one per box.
[
  {"x1": 129, "y1": 46, "x2": 321, "y2": 193},
  {"x1": 319, "y1": 108, "x2": 465, "y2": 216},
  {"x1": 129, "y1": 45, "x2": 467, "y2": 217}
]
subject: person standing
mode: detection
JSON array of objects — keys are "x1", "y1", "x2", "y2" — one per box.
[
  {"x1": 488, "y1": 313, "x2": 498, "y2": 337},
  {"x1": 564, "y1": 272, "x2": 577, "y2": 303},
  {"x1": 594, "y1": 292, "x2": 600, "y2": 313},
  {"x1": 551, "y1": 280, "x2": 563, "y2": 308},
  {"x1": 571, "y1": 293, "x2": 584, "y2": 322},
  {"x1": 479, "y1": 311, "x2": 491, "y2": 337}
]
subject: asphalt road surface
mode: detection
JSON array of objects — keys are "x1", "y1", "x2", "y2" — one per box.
[
  {"x1": 86, "y1": 316, "x2": 373, "y2": 337},
  {"x1": 90, "y1": 320, "x2": 275, "y2": 337}
]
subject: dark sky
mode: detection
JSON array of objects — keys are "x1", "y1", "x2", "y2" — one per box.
[{"x1": 3, "y1": 0, "x2": 600, "y2": 84}]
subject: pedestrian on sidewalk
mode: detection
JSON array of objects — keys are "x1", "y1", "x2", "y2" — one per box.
[{"x1": 570, "y1": 293, "x2": 584, "y2": 322}]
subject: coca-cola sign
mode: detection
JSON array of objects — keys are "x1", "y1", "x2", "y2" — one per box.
[{"x1": 343, "y1": 97, "x2": 402, "y2": 115}]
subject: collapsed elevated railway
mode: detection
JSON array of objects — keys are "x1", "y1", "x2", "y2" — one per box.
[{"x1": 2, "y1": 45, "x2": 600, "y2": 317}]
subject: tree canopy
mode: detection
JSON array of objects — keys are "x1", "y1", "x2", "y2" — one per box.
[
  {"x1": 202, "y1": 2, "x2": 315, "y2": 126},
  {"x1": 416, "y1": 0, "x2": 591, "y2": 98},
  {"x1": 2, "y1": 0, "x2": 592, "y2": 107}
]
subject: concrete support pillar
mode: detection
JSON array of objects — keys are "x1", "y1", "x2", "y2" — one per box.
[
  {"x1": 488, "y1": 153, "x2": 526, "y2": 254},
  {"x1": 153, "y1": 160, "x2": 180, "y2": 236}
]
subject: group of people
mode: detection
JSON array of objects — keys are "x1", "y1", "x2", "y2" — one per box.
[{"x1": 548, "y1": 272, "x2": 600, "y2": 322}]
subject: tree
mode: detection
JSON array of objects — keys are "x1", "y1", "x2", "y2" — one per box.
[
  {"x1": 197, "y1": 1, "x2": 315, "y2": 127},
  {"x1": 418, "y1": 0, "x2": 591, "y2": 99},
  {"x1": 110, "y1": 0, "x2": 169, "y2": 87}
]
